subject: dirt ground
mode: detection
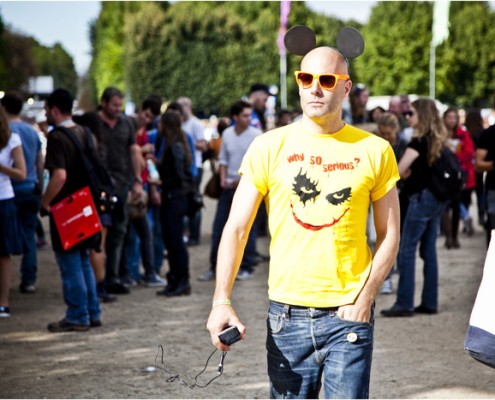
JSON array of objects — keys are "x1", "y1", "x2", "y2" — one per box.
[{"x1": 1, "y1": 175, "x2": 495, "y2": 399}]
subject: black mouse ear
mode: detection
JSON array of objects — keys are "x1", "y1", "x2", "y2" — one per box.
[
  {"x1": 284, "y1": 25, "x2": 317, "y2": 56},
  {"x1": 336, "y1": 26, "x2": 364, "y2": 59}
]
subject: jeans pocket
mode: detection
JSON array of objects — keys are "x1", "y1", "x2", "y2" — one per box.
[
  {"x1": 334, "y1": 314, "x2": 372, "y2": 327},
  {"x1": 267, "y1": 313, "x2": 284, "y2": 335}
]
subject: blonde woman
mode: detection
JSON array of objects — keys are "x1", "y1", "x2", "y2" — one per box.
[{"x1": 382, "y1": 98, "x2": 448, "y2": 317}]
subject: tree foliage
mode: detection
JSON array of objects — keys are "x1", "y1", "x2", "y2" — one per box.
[
  {"x1": 356, "y1": 1, "x2": 495, "y2": 108},
  {"x1": 91, "y1": 1, "x2": 348, "y2": 114},
  {"x1": 0, "y1": 14, "x2": 77, "y2": 97},
  {"x1": 86, "y1": 1, "x2": 495, "y2": 112}
]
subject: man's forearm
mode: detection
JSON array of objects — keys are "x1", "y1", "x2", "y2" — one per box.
[{"x1": 212, "y1": 222, "x2": 245, "y2": 301}]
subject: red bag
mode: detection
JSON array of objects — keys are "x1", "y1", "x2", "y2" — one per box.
[{"x1": 51, "y1": 186, "x2": 102, "y2": 250}]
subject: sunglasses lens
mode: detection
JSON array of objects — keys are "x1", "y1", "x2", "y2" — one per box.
[
  {"x1": 298, "y1": 73, "x2": 314, "y2": 88},
  {"x1": 319, "y1": 75, "x2": 337, "y2": 89}
]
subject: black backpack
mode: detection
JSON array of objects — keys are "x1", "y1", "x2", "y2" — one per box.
[
  {"x1": 57, "y1": 126, "x2": 118, "y2": 215},
  {"x1": 428, "y1": 145, "x2": 466, "y2": 201}
]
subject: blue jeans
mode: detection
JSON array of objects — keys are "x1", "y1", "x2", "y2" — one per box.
[
  {"x1": 209, "y1": 188, "x2": 256, "y2": 272},
  {"x1": 266, "y1": 301, "x2": 374, "y2": 399},
  {"x1": 396, "y1": 189, "x2": 446, "y2": 311},
  {"x1": 55, "y1": 248, "x2": 100, "y2": 325},
  {"x1": 150, "y1": 205, "x2": 164, "y2": 274},
  {"x1": 120, "y1": 213, "x2": 155, "y2": 281},
  {"x1": 14, "y1": 188, "x2": 40, "y2": 286}
]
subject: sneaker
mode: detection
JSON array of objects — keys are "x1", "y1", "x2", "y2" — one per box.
[
  {"x1": 98, "y1": 291, "x2": 117, "y2": 303},
  {"x1": 121, "y1": 276, "x2": 138, "y2": 288},
  {"x1": 236, "y1": 269, "x2": 253, "y2": 281},
  {"x1": 144, "y1": 274, "x2": 167, "y2": 288},
  {"x1": 197, "y1": 270, "x2": 215, "y2": 282},
  {"x1": 19, "y1": 283, "x2": 36, "y2": 294},
  {"x1": 0, "y1": 306, "x2": 11, "y2": 318},
  {"x1": 379, "y1": 278, "x2": 393, "y2": 295},
  {"x1": 47, "y1": 318, "x2": 90, "y2": 332},
  {"x1": 36, "y1": 238, "x2": 50, "y2": 250},
  {"x1": 464, "y1": 217, "x2": 474, "y2": 236}
]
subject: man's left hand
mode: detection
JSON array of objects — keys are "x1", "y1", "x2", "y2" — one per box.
[
  {"x1": 131, "y1": 180, "x2": 144, "y2": 198},
  {"x1": 337, "y1": 303, "x2": 371, "y2": 323}
]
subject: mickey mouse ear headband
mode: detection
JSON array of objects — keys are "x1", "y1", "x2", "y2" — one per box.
[{"x1": 284, "y1": 25, "x2": 364, "y2": 59}]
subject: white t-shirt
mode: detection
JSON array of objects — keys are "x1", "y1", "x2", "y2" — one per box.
[
  {"x1": 0, "y1": 133, "x2": 22, "y2": 200},
  {"x1": 182, "y1": 116, "x2": 205, "y2": 168}
]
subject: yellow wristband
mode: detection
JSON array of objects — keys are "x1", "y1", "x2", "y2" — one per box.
[{"x1": 212, "y1": 299, "x2": 231, "y2": 307}]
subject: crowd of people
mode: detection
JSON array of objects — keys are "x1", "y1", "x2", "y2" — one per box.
[
  {"x1": 0, "y1": 61, "x2": 494, "y2": 396},
  {"x1": 0, "y1": 83, "x2": 290, "y2": 326}
]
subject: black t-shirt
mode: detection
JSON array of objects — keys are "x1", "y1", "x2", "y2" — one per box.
[
  {"x1": 44, "y1": 125, "x2": 93, "y2": 252},
  {"x1": 477, "y1": 125, "x2": 495, "y2": 190},
  {"x1": 99, "y1": 115, "x2": 135, "y2": 194},
  {"x1": 403, "y1": 136, "x2": 431, "y2": 196}
]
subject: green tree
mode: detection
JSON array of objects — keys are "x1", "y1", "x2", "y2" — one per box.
[
  {"x1": 122, "y1": 1, "x2": 349, "y2": 114},
  {"x1": 438, "y1": 1, "x2": 495, "y2": 107},
  {"x1": 89, "y1": 1, "x2": 145, "y2": 101},
  {"x1": 355, "y1": 1, "x2": 433, "y2": 97},
  {"x1": 31, "y1": 40, "x2": 78, "y2": 96}
]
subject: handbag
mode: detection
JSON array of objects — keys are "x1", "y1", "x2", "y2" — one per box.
[
  {"x1": 51, "y1": 186, "x2": 102, "y2": 250},
  {"x1": 204, "y1": 171, "x2": 221, "y2": 199},
  {"x1": 464, "y1": 229, "x2": 495, "y2": 369}
]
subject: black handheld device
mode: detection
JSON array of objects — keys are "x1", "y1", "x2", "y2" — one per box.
[{"x1": 218, "y1": 326, "x2": 241, "y2": 345}]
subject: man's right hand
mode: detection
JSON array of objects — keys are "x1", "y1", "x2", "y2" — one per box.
[{"x1": 206, "y1": 305, "x2": 246, "y2": 352}]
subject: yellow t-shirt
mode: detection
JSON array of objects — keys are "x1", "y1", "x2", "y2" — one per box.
[{"x1": 239, "y1": 121, "x2": 400, "y2": 307}]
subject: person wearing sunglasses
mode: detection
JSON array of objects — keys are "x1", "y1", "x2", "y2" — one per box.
[{"x1": 207, "y1": 46, "x2": 400, "y2": 399}]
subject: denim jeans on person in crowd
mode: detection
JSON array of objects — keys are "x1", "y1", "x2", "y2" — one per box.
[
  {"x1": 209, "y1": 188, "x2": 256, "y2": 272},
  {"x1": 150, "y1": 205, "x2": 164, "y2": 274},
  {"x1": 396, "y1": 189, "x2": 446, "y2": 311},
  {"x1": 14, "y1": 188, "x2": 40, "y2": 286},
  {"x1": 120, "y1": 213, "x2": 155, "y2": 281},
  {"x1": 266, "y1": 301, "x2": 374, "y2": 399},
  {"x1": 54, "y1": 248, "x2": 100, "y2": 325}
]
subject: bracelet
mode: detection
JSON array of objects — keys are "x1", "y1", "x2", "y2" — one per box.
[{"x1": 212, "y1": 299, "x2": 231, "y2": 307}]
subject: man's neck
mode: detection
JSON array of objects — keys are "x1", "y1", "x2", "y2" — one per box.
[
  {"x1": 57, "y1": 117, "x2": 75, "y2": 128},
  {"x1": 6, "y1": 113, "x2": 21, "y2": 122},
  {"x1": 234, "y1": 124, "x2": 247, "y2": 135},
  {"x1": 301, "y1": 114, "x2": 345, "y2": 135},
  {"x1": 99, "y1": 110, "x2": 118, "y2": 128}
]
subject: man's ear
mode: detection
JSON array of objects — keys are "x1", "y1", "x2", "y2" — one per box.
[{"x1": 344, "y1": 80, "x2": 353, "y2": 97}]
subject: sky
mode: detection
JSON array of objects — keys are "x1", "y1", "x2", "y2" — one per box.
[{"x1": 0, "y1": 1, "x2": 377, "y2": 76}]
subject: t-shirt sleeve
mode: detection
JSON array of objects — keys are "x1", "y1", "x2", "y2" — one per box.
[
  {"x1": 478, "y1": 128, "x2": 492, "y2": 151},
  {"x1": 10, "y1": 133, "x2": 22, "y2": 149},
  {"x1": 239, "y1": 136, "x2": 269, "y2": 196},
  {"x1": 370, "y1": 142, "x2": 400, "y2": 202}
]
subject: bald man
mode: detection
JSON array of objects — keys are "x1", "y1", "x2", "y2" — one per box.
[{"x1": 207, "y1": 47, "x2": 400, "y2": 399}]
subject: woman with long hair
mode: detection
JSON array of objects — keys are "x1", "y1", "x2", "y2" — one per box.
[
  {"x1": 0, "y1": 105, "x2": 27, "y2": 317},
  {"x1": 156, "y1": 111, "x2": 193, "y2": 297},
  {"x1": 382, "y1": 98, "x2": 448, "y2": 317},
  {"x1": 441, "y1": 107, "x2": 476, "y2": 248}
]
